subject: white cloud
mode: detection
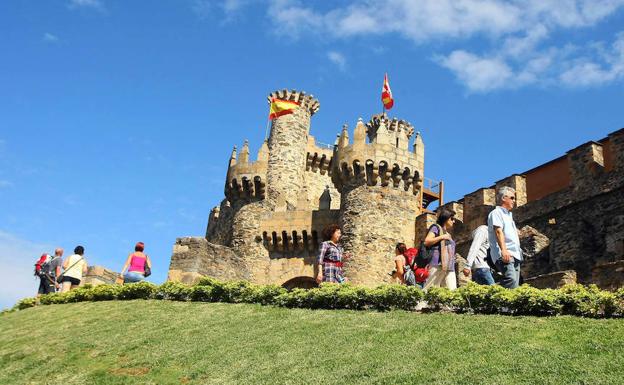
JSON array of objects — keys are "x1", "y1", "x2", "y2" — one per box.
[
  {"x1": 327, "y1": 51, "x2": 347, "y2": 71},
  {"x1": 264, "y1": 0, "x2": 624, "y2": 92},
  {"x1": 437, "y1": 51, "x2": 513, "y2": 92},
  {"x1": 0, "y1": 231, "x2": 54, "y2": 310},
  {"x1": 191, "y1": 0, "x2": 211, "y2": 19},
  {"x1": 0, "y1": 180, "x2": 13, "y2": 189},
  {"x1": 43, "y1": 33, "x2": 59, "y2": 43},
  {"x1": 68, "y1": 0, "x2": 105, "y2": 11}
]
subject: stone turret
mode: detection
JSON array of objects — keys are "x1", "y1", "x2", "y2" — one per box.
[
  {"x1": 224, "y1": 140, "x2": 268, "y2": 203},
  {"x1": 266, "y1": 89, "x2": 320, "y2": 209},
  {"x1": 331, "y1": 115, "x2": 424, "y2": 286}
]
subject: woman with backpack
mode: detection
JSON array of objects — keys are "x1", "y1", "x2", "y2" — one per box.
[
  {"x1": 422, "y1": 208, "x2": 458, "y2": 290},
  {"x1": 316, "y1": 224, "x2": 348, "y2": 284},
  {"x1": 120, "y1": 242, "x2": 151, "y2": 284},
  {"x1": 59, "y1": 245, "x2": 88, "y2": 293}
]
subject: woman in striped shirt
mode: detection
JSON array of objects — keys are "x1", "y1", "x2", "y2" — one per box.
[{"x1": 316, "y1": 224, "x2": 348, "y2": 284}]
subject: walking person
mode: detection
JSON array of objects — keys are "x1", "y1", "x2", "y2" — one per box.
[
  {"x1": 60, "y1": 246, "x2": 88, "y2": 292},
  {"x1": 120, "y1": 242, "x2": 151, "y2": 284},
  {"x1": 316, "y1": 224, "x2": 348, "y2": 284},
  {"x1": 423, "y1": 208, "x2": 458, "y2": 290},
  {"x1": 35, "y1": 248, "x2": 64, "y2": 297},
  {"x1": 488, "y1": 186, "x2": 522, "y2": 288},
  {"x1": 462, "y1": 225, "x2": 495, "y2": 285}
]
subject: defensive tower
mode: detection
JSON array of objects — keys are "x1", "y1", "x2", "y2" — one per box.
[
  {"x1": 331, "y1": 113, "x2": 425, "y2": 285},
  {"x1": 266, "y1": 89, "x2": 320, "y2": 208}
]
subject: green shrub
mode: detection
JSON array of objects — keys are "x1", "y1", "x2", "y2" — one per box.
[
  {"x1": 156, "y1": 281, "x2": 192, "y2": 301},
  {"x1": 65, "y1": 286, "x2": 95, "y2": 302},
  {"x1": 14, "y1": 297, "x2": 36, "y2": 310},
  {"x1": 118, "y1": 281, "x2": 157, "y2": 300},
  {"x1": 509, "y1": 286, "x2": 563, "y2": 316},
  {"x1": 91, "y1": 284, "x2": 122, "y2": 301},
  {"x1": 195, "y1": 277, "x2": 220, "y2": 287},
  {"x1": 424, "y1": 286, "x2": 459, "y2": 310},
  {"x1": 369, "y1": 284, "x2": 423, "y2": 311},
  {"x1": 455, "y1": 283, "x2": 505, "y2": 314},
  {"x1": 189, "y1": 285, "x2": 214, "y2": 302},
  {"x1": 245, "y1": 284, "x2": 287, "y2": 305},
  {"x1": 39, "y1": 293, "x2": 68, "y2": 305}
]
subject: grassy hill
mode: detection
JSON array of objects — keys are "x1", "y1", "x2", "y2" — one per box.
[{"x1": 1, "y1": 300, "x2": 624, "y2": 385}]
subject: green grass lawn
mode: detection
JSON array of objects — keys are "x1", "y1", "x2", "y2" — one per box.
[{"x1": 1, "y1": 301, "x2": 623, "y2": 385}]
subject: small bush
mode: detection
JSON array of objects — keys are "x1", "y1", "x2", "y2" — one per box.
[
  {"x1": 189, "y1": 285, "x2": 214, "y2": 302},
  {"x1": 118, "y1": 281, "x2": 157, "y2": 300},
  {"x1": 245, "y1": 284, "x2": 287, "y2": 305},
  {"x1": 369, "y1": 285, "x2": 424, "y2": 311},
  {"x1": 91, "y1": 284, "x2": 121, "y2": 301},
  {"x1": 156, "y1": 281, "x2": 192, "y2": 301},
  {"x1": 14, "y1": 297, "x2": 37, "y2": 310},
  {"x1": 424, "y1": 287, "x2": 459, "y2": 311},
  {"x1": 39, "y1": 293, "x2": 68, "y2": 305},
  {"x1": 509, "y1": 286, "x2": 563, "y2": 316}
]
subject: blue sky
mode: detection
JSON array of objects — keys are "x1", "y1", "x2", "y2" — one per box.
[{"x1": 1, "y1": 0, "x2": 623, "y2": 309}]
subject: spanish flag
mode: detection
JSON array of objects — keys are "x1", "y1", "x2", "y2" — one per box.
[
  {"x1": 381, "y1": 73, "x2": 394, "y2": 110},
  {"x1": 269, "y1": 98, "x2": 300, "y2": 120}
]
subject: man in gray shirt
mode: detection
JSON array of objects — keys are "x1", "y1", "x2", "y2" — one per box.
[
  {"x1": 463, "y1": 225, "x2": 494, "y2": 285},
  {"x1": 488, "y1": 186, "x2": 522, "y2": 288}
]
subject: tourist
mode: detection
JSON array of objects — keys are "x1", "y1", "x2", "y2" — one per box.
[
  {"x1": 316, "y1": 224, "x2": 347, "y2": 284},
  {"x1": 462, "y1": 225, "x2": 495, "y2": 285},
  {"x1": 60, "y1": 246, "x2": 88, "y2": 292},
  {"x1": 36, "y1": 248, "x2": 64, "y2": 297},
  {"x1": 423, "y1": 208, "x2": 457, "y2": 290},
  {"x1": 392, "y1": 242, "x2": 409, "y2": 284},
  {"x1": 120, "y1": 242, "x2": 151, "y2": 284},
  {"x1": 488, "y1": 186, "x2": 522, "y2": 289}
]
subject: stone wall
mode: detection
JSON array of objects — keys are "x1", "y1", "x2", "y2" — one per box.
[
  {"x1": 592, "y1": 261, "x2": 624, "y2": 291},
  {"x1": 523, "y1": 270, "x2": 577, "y2": 289},
  {"x1": 168, "y1": 237, "x2": 250, "y2": 285},
  {"x1": 443, "y1": 128, "x2": 624, "y2": 287},
  {"x1": 82, "y1": 266, "x2": 121, "y2": 286}
]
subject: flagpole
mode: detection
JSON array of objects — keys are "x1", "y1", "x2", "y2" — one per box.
[{"x1": 265, "y1": 117, "x2": 271, "y2": 141}]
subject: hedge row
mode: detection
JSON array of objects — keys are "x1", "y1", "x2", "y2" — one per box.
[{"x1": 6, "y1": 278, "x2": 624, "y2": 318}]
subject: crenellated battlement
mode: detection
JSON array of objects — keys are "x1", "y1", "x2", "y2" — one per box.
[
  {"x1": 267, "y1": 89, "x2": 320, "y2": 116},
  {"x1": 366, "y1": 113, "x2": 415, "y2": 145},
  {"x1": 305, "y1": 135, "x2": 334, "y2": 176},
  {"x1": 331, "y1": 117, "x2": 423, "y2": 194},
  {"x1": 225, "y1": 140, "x2": 269, "y2": 202},
  {"x1": 259, "y1": 229, "x2": 320, "y2": 252}
]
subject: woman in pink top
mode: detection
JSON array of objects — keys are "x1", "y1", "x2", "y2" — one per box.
[{"x1": 120, "y1": 242, "x2": 151, "y2": 284}]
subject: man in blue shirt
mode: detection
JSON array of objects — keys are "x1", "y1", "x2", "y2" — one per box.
[{"x1": 488, "y1": 186, "x2": 522, "y2": 288}]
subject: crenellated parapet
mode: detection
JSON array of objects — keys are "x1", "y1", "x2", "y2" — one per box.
[
  {"x1": 366, "y1": 113, "x2": 415, "y2": 145},
  {"x1": 267, "y1": 89, "x2": 320, "y2": 116},
  {"x1": 305, "y1": 135, "x2": 333, "y2": 176},
  {"x1": 331, "y1": 118, "x2": 423, "y2": 195},
  {"x1": 259, "y1": 229, "x2": 320, "y2": 252},
  {"x1": 225, "y1": 140, "x2": 269, "y2": 202}
]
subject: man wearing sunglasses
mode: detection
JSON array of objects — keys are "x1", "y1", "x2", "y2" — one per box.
[{"x1": 487, "y1": 186, "x2": 522, "y2": 288}]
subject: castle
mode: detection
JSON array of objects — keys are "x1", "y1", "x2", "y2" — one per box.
[{"x1": 166, "y1": 88, "x2": 624, "y2": 290}]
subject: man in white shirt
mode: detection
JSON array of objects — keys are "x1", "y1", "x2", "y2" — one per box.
[
  {"x1": 488, "y1": 186, "x2": 522, "y2": 288},
  {"x1": 462, "y1": 225, "x2": 494, "y2": 285}
]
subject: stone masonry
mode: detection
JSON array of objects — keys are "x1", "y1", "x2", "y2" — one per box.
[
  {"x1": 168, "y1": 89, "x2": 432, "y2": 287},
  {"x1": 168, "y1": 87, "x2": 624, "y2": 290}
]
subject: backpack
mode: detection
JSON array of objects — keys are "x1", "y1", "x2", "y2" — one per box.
[
  {"x1": 34, "y1": 254, "x2": 51, "y2": 277},
  {"x1": 415, "y1": 224, "x2": 443, "y2": 268},
  {"x1": 402, "y1": 248, "x2": 419, "y2": 286}
]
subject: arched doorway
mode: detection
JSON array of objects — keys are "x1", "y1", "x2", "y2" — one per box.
[{"x1": 282, "y1": 276, "x2": 318, "y2": 290}]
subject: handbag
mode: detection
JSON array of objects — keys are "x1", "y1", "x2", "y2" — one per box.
[
  {"x1": 56, "y1": 256, "x2": 84, "y2": 283},
  {"x1": 144, "y1": 258, "x2": 152, "y2": 277}
]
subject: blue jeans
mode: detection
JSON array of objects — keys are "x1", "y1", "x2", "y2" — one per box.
[
  {"x1": 472, "y1": 268, "x2": 495, "y2": 285},
  {"x1": 124, "y1": 271, "x2": 145, "y2": 284},
  {"x1": 495, "y1": 259, "x2": 521, "y2": 289}
]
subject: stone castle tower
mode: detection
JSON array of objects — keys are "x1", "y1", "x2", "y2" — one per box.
[
  {"x1": 167, "y1": 89, "x2": 442, "y2": 288},
  {"x1": 167, "y1": 88, "x2": 624, "y2": 290}
]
